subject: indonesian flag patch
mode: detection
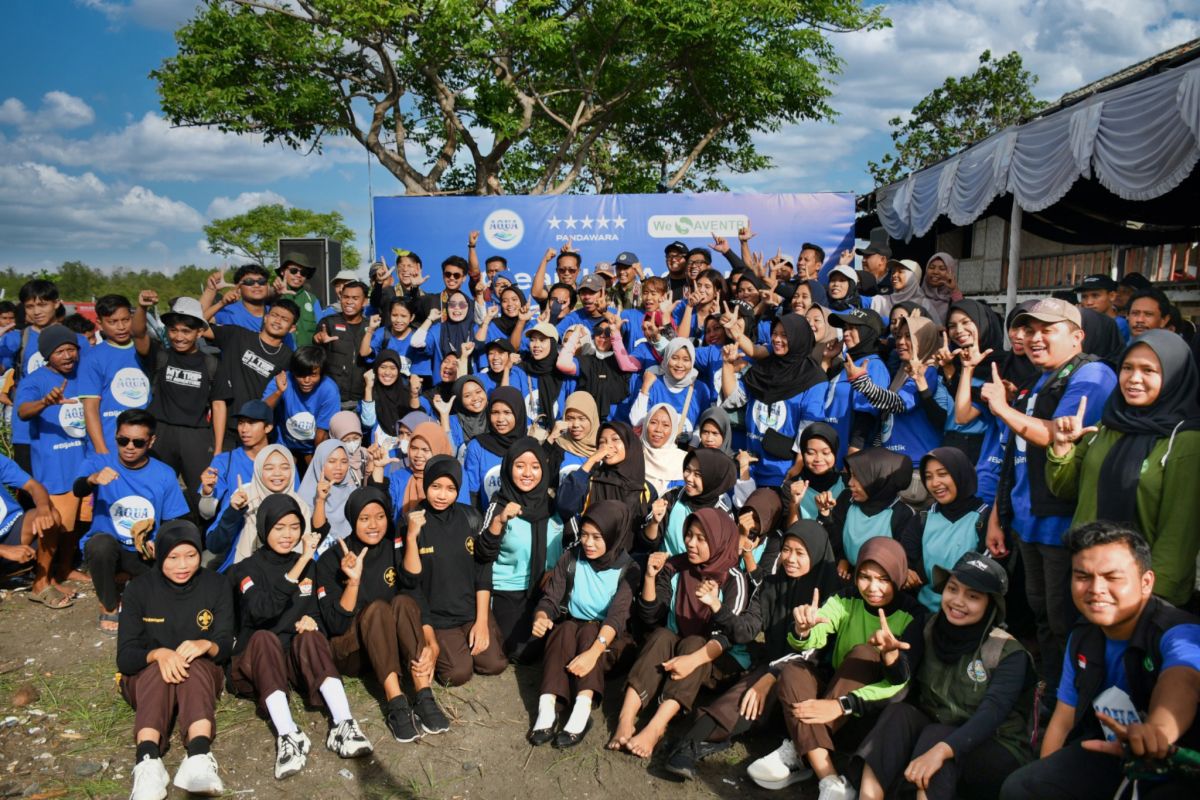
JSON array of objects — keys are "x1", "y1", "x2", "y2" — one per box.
[
  {"x1": 1077, "y1": 653, "x2": 1087, "y2": 670},
  {"x1": 239, "y1": 576, "x2": 254, "y2": 594},
  {"x1": 318, "y1": 586, "x2": 327, "y2": 599}
]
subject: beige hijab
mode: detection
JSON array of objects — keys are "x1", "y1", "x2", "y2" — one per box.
[
  {"x1": 233, "y1": 444, "x2": 313, "y2": 564},
  {"x1": 641, "y1": 403, "x2": 687, "y2": 497}
]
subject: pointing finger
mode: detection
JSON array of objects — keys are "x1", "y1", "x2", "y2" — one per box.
[
  {"x1": 1075, "y1": 395, "x2": 1088, "y2": 424},
  {"x1": 812, "y1": 587, "x2": 820, "y2": 608},
  {"x1": 878, "y1": 607, "x2": 893, "y2": 634},
  {"x1": 338, "y1": 538, "x2": 349, "y2": 556},
  {"x1": 990, "y1": 362, "x2": 1002, "y2": 384}
]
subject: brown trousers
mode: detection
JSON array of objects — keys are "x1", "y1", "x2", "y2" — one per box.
[
  {"x1": 329, "y1": 594, "x2": 425, "y2": 685},
  {"x1": 229, "y1": 629, "x2": 340, "y2": 711},
  {"x1": 776, "y1": 644, "x2": 884, "y2": 754},
  {"x1": 539, "y1": 619, "x2": 628, "y2": 700},
  {"x1": 697, "y1": 664, "x2": 780, "y2": 738},
  {"x1": 121, "y1": 658, "x2": 224, "y2": 751},
  {"x1": 432, "y1": 616, "x2": 508, "y2": 686},
  {"x1": 625, "y1": 627, "x2": 739, "y2": 714}
]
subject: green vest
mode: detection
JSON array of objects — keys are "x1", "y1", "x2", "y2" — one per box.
[
  {"x1": 284, "y1": 288, "x2": 319, "y2": 347},
  {"x1": 917, "y1": 620, "x2": 1035, "y2": 766}
]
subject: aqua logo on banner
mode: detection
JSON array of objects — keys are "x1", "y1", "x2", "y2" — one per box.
[{"x1": 483, "y1": 209, "x2": 524, "y2": 250}]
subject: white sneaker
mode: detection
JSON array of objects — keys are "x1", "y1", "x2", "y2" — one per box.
[
  {"x1": 327, "y1": 718, "x2": 373, "y2": 758},
  {"x1": 128, "y1": 755, "x2": 169, "y2": 800},
  {"x1": 274, "y1": 732, "x2": 308, "y2": 780},
  {"x1": 172, "y1": 752, "x2": 224, "y2": 796},
  {"x1": 817, "y1": 774, "x2": 857, "y2": 800},
  {"x1": 747, "y1": 738, "x2": 814, "y2": 790}
]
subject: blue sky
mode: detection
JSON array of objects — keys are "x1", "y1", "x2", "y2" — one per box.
[{"x1": 1, "y1": 0, "x2": 1197, "y2": 272}]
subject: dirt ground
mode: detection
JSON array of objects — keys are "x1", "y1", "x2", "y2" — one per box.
[{"x1": 0, "y1": 577, "x2": 818, "y2": 800}]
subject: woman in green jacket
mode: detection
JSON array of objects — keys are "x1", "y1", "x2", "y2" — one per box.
[{"x1": 1046, "y1": 330, "x2": 1200, "y2": 605}]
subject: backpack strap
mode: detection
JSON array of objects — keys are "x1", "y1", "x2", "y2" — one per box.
[
  {"x1": 980, "y1": 628, "x2": 1013, "y2": 672},
  {"x1": 557, "y1": 550, "x2": 579, "y2": 616}
]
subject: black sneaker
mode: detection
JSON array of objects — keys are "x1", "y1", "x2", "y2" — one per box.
[
  {"x1": 385, "y1": 698, "x2": 421, "y2": 743},
  {"x1": 665, "y1": 741, "x2": 699, "y2": 781},
  {"x1": 412, "y1": 688, "x2": 450, "y2": 735},
  {"x1": 693, "y1": 739, "x2": 732, "y2": 762}
]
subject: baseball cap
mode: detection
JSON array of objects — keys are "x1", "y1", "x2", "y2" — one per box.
[
  {"x1": 615, "y1": 251, "x2": 638, "y2": 269},
  {"x1": 827, "y1": 307, "x2": 884, "y2": 335},
  {"x1": 664, "y1": 241, "x2": 688, "y2": 255},
  {"x1": 484, "y1": 337, "x2": 515, "y2": 354},
  {"x1": 279, "y1": 251, "x2": 316, "y2": 276},
  {"x1": 525, "y1": 321, "x2": 560, "y2": 342},
  {"x1": 933, "y1": 551, "x2": 1009, "y2": 596},
  {"x1": 593, "y1": 263, "x2": 616, "y2": 280},
  {"x1": 579, "y1": 274, "x2": 606, "y2": 293},
  {"x1": 828, "y1": 265, "x2": 859, "y2": 284},
  {"x1": 331, "y1": 268, "x2": 361, "y2": 284},
  {"x1": 160, "y1": 297, "x2": 209, "y2": 330},
  {"x1": 1013, "y1": 297, "x2": 1082, "y2": 328},
  {"x1": 235, "y1": 400, "x2": 273, "y2": 423},
  {"x1": 1078, "y1": 274, "x2": 1117, "y2": 292},
  {"x1": 889, "y1": 259, "x2": 920, "y2": 274}
]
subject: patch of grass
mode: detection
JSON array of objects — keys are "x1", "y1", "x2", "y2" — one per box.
[
  {"x1": 53, "y1": 775, "x2": 124, "y2": 799},
  {"x1": 36, "y1": 660, "x2": 131, "y2": 752}
]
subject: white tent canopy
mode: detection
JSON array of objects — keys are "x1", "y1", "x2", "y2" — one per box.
[{"x1": 875, "y1": 58, "x2": 1200, "y2": 243}]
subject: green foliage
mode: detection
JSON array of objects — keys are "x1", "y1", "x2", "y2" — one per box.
[
  {"x1": 868, "y1": 50, "x2": 1046, "y2": 187},
  {"x1": 203, "y1": 203, "x2": 360, "y2": 269},
  {"x1": 155, "y1": 0, "x2": 889, "y2": 195},
  {"x1": 0, "y1": 262, "x2": 214, "y2": 309}
]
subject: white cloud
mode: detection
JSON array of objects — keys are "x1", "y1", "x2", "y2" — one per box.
[
  {"x1": 77, "y1": 0, "x2": 202, "y2": 30},
  {"x1": 206, "y1": 190, "x2": 290, "y2": 218},
  {"x1": 0, "y1": 92, "x2": 95, "y2": 132},
  {"x1": 0, "y1": 162, "x2": 204, "y2": 249}
]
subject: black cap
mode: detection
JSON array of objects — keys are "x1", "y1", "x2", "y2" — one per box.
[
  {"x1": 664, "y1": 241, "x2": 688, "y2": 255},
  {"x1": 615, "y1": 251, "x2": 638, "y2": 268},
  {"x1": 1079, "y1": 274, "x2": 1117, "y2": 292},
  {"x1": 1119, "y1": 272, "x2": 1153, "y2": 290},
  {"x1": 37, "y1": 324, "x2": 77, "y2": 361},
  {"x1": 854, "y1": 226, "x2": 892, "y2": 258},
  {"x1": 827, "y1": 307, "x2": 885, "y2": 335},
  {"x1": 933, "y1": 552, "x2": 1009, "y2": 596},
  {"x1": 235, "y1": 399, "x2": 273, "y2": 422},
  {"x1": 484, "y1": 337, "x2": 515, "y2": 354}
]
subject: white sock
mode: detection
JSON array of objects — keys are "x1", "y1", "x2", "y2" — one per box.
[
  {"x1": 534, "y1": 693, "x2": 557, "y2": 730},
  {"x1": 319, "y1": 677, "x2": 353, "y2": 725},
  {"x1": 562, "y1": 695, "x2": 592, "y2": 735},
  {"x1": 264, "y1": 690, "x2": 298, "y2": 737}
]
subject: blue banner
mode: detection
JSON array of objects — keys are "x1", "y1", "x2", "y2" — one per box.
[{"x1": 373, "y1": 192, "x2": 856, "y2": 291}]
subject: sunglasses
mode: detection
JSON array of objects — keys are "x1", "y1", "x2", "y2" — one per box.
[
  {"x1": 283, "y1": 267, "x2": 305, "y2": 276},
  {"x1": 447, "y1": 301, "x2": 469, "y2": 310},
  {"x1": 241, "y1": 278, "x2": 269, "y2": 287},
  {"x1": 116, "y1": 436, "x2": 149, "y2": 448},
  {"x1": 443, "y1": 271, "x2": 464, "y2": 279},
  {"x1": 594, "y1": 328, "x2": 611, "y2": 338}
]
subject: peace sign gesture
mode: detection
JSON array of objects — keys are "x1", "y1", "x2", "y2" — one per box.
[
  {"x1": 1052, "y1": 395, "x2": 1099, "y2": 455},
  {"x1": 338, "y1": 539, "x2": 364, "y2": 583},
  {"x1": 792, "y1": 587, "x2": 829, "y2": 638},
  {"x1": 867, "y1": 608, "x2": 911, "y2": 660}
]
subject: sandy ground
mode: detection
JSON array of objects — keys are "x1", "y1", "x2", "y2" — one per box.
[{"x1": 0, "y1": 578, "x2": 818, "y2": 800}]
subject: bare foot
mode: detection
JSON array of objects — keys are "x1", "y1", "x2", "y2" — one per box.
[
  {"x1": 607, "y1": 718, "x2": 636, "y2": 751},
  {"x1": 65, "y1": 569, "x2": 92, "y2": 583},
  {"x1": 626, "y1": 722, "x2": 667, "y2": 759}
]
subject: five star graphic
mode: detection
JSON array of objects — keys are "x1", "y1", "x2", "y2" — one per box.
[
  {"x1": 565, "y1": 216, "x2": 578, "y2": 229},
  {"x1": 548, "y1": 216, "x2": 562, "y2": 229},
  {"x1": 581, "y1": 215, "x2": 594, "y2": 228},
  {"x1": 597, "y1": 216, "x2": 610, "y2": 228},
  {"x1": 613, "y1": 215, "x2": 627, "y2": 228},
  {"x1": 546, "y1": 213, "x2": 624, "y2": 229}
]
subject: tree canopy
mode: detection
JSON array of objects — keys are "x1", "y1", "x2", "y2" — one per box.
[
  {"x1": 154, "y1": 0, "x2": 888, "y2": 195},
  {"x1": 867, "y1": 50, "x2": 1045, "y2": 187},
  {"x1": 203, "y1": 204, "x2": 360, "y2": 269}
]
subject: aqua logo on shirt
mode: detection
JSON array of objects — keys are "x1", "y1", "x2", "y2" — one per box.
[
  {"x1": 752, "y1": 400, "x2": 786, "y2": 433},
  {"x1": 58, "y1": 402, "x2": 87, "y2": 438},
  {"x1": 112, "y1": 368, "x2": 150, "y2": 407},
  {"x1": 111, "y1": 495, "x2": 155, "y2": 543},
  {"x1": 286, "y1": 412, "x2": 317, "y2": 441},
  {"x1": 483, "y1": 465, "x2": 502, "y2": 501}
]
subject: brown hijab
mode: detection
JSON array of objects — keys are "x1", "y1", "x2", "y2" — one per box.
[{"x1": 400, "y1": 422, "x2": 453, "y2": 515}]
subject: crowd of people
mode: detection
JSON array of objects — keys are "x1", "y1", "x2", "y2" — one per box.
[{"x1": 0, "y1": 226, "x2": 1197, "y2": 800}]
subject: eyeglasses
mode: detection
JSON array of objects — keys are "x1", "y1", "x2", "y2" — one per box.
[
  {"x1": 116, "y1": 436, "x2": 149, "y2": 448},
  {"x1": 558, "y1": 266, "x2": 579, "y2": 274},
  {"x1": 283, "y1": 267, "x2": 305, "y2": 276},
  {"x1": 241, "y1": 278, "x2": 268, "y2": 287},
  {"x1": 443, "y1": 271, "x2": 464, "y2": 280},
  {"x1": 447, "y1": 301, "x2": 469, "y2": 310},
  {"x1": 594, "y1": 329, "x2": 611, "y2": 338}
]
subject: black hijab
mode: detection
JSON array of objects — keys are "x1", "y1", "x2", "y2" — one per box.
[
  {"x1": 255, "y1": 493, "x2": 307, "y2": 546},
  {"x1": 743, "y1": 315, "x2": 828, "y2": 404},
  {"x1": 798, "y1": 422, "x2": 842, "y2": 493},
  {"x1": 474, "y1": 386, "x2": 527, "y2": 457},
  {"x1": 588, "y1": 422, "x2": 646, "y2": 510},
  {"x1": 492, "y1": 437, "x2": 554, "y2": 581},
  {"x1": 579, "y1": 500, "x2": 633, "y2": 570},
  {"x1": 343, "y1": 487, "x2": 394, "y2": 551},
  {"x1": 920, "y1": 447, "x2": 980, "y2": 522},
  {"x1": 780, "y1": 520, "x2": 837, "y2": 609},
  {"x1": 155, "y1": 520, "x2": 204, "y2": 589},
  {"x1": 452, "y1": 376, "x2": 489, "y2": 442},
  {"x1": 1001, "y1": 300, "x2": 1039, "y2": 388},
  {"x1": 827, "y1": 272, "x2": 862, "y2": 312},
  {"x1": 421, "y1": 455, "x2": 462, "y2": 515},
  {"x1": 373, "y1": 350, "x2": 409, "y2": 437},
  {"x1": 495, "y1": 286, "x2": 525, "y2": 337},
  {"x1": 946, "y1": 299, "x2": 1004, "y2": 396},
  {"x1": 439, "y1": 289, "x2": 474, "y2": 354},
  {"x1": 1097, "y1": 330, "x2": 1200, "y2": 524},
  {"x1": 1080, "y1": 307, "x2": 1125, "y2": 370},
  {"x1": 841, "y1": 311, "x2": 885, "y2": 361},
  {"x1": 845, "y1": 448, "x2": 912, "y2": 515},
  {"x1": 683, "y1": 448, "x2": 737, "y2": 509},
  {"x1": 523, "y1": 335, "x2": 563, "y2": 427}
]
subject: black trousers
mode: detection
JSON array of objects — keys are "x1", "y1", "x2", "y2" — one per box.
[
  {"x1": 84, "y1": 532, "x2": 151, "y2": 611},
  {"x1": 491, "y1": 589, "x2": 543, "y2": 663},
  {"x1": 854, "y1": 703, "x2": 1021, "y2": 800},
  {"x1": 1000, "y1": 741, "x2": 1199, "y2": 800},
  {"x1": 152, "y1": 423, "x2": 213, "y2": 517}
]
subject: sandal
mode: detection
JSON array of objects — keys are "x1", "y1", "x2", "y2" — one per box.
[
  {"x1": 27, "y1": 584, "x2": 73, "y2": 609},
  {"x1": 98, "y1": 611, "x2": 120, "y2": 635}
]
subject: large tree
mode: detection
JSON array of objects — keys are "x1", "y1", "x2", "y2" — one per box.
[
  {"x1": 867, "y1": 50, "x2": 1045, "y2": 187},
  {"x1": 203, "y1": 204, "x2": 360, "y2": 269},
  {"x1": 154, "y1": 0, "x2": 887, "y2": 195}
]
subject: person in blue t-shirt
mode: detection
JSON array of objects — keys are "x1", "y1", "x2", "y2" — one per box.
[
  {"x1": 202, "y1": 264, "x2": 271, "y2": 332},
  {"x1": 0, "y1": 454, "x2": 65, "y2": 609},
  {"x1": 198, "y1": 400, "x2": 278, "y2": 540},
  {"x1": 75, "y1": 410, "x2": 189, "y2": 634},
  {"x1": 262, "y1": 346, "x2": 340, "y2": 465},
  {"x1": 15, "y1": 324, "x2": 89, "y2": 585},
  {"x1": 78, "y1": 294, "x2": 150, "y2": 455},
  {"x1": 1078, "y1": 274, "x2": 1131, "y2": 343},
  {"x1": 1000, "y1": 522, "x2": 1200, "y2": 800},
  {"x1": 980, "y1": 299, "x2": 1117, "y2": 696}
]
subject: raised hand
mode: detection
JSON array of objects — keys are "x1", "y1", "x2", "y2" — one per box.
[
  {"x1": 498, "y1": 501, "x2": 522, "y2": 526},
  {"x1": 932, "y1": 331, "x2": 960, "y2": 370},
  {"x1": 460, "y1": 341, "x2": 475, "y2": 359},
  {"x1": 363, "y1": 370, "x2": 375, "y2": 390},
  {"x1": 468, "y1": 230, "x2": 479, "y2": 248},
  {"x1": 432, "y1": 394, "x2": 454, "y2": 418},
  {"x1": 814, "y1": 490, "x2": 837, "y2": 516},
  {"x1": 838, "y1": 249, "x2": 855, "y2": 266},
  {"x1": 300, "y1": 531, "x2": 321, "y2": 560},
  {"x1": 366, "y1": 314, "x2": 382, "y2": 332},
  {"x1": 737, "y1": 221, "x2": 756, "y2": 242},
  {"x1": 138, "y1": 290, "x2": 158, "y2": 309},
  {"x1": 844, "y1": 357, "x2": 869, "y2": 382},
  {"x1": 649, "y1": 497, "x2": 668, "y2": 524},
  {"x1": 867, "y1": 608, "x2": 911, "y2": 656},
  {"x1": 695, "y1": 578, "x2": 721, "y2": 612},
  {"x1": 274, "y1": 372, "x2": 288, "y2": 393},
  {"x1": 89, "y1": 466, "x2": 120, "y2": 486},
  {"x1": 199, "y1": 466, "x2": 218, "y2": 494},
  {"x1": 230, "y1": 475, "x2": 249, "y2": 510},
  {"x1": 407, "y1": 509, "x2": 427, "y2": 537},
  {"x1": 315, "y1": 478, "x2": 332, "y2": 502},
  {"x1": 313, "y1": 328, "x2": 338, "y2": 344},
  {"x1": 789, "y1": 478, "x2": 810, "y2": 508},
  {"x1": 645, "y1": 551, "x2": 668, "y2": 579},
  {"x1": 338, "y1": 539, "x2": 364, "y2": 583},
  {"x1": 711, "y1": 232, "x2": 730, "y2": 254},
  {"x1": 1052, "y1": 395, "x2": 1098, "y2": 452},
  {"x1": 978, "y1": 362, "x2": 1011, "y2": 413},
  {"x1": 735, "y1": 450, "x2": 758, "y2": 478},
  {"x1": 957, "y1": 344, "x2": 994, "y2": 371},
  {"x1": 792, "y1": 587, "x2": 828, "y2": 638},
  {"x1": 42, "y1": 380, "x2": 68, "y2": 406}
]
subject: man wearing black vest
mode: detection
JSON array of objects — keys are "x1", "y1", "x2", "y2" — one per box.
[
  {"x1": 1000, "y1": 522, "x2": 1200, "y2": 799},
  {"x1": 314, "y1": 280, "x2": 368, "y2": 409},
  {"x1": 980, "y1": 298, "x2": 1117, "y2": 695}
]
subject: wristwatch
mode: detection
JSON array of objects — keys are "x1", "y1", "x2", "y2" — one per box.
[
  {"x1": 596, "y1": 634, "x2": 609, "y2": 648},
  {"x1": 838, "y1": 696, "x2": 854, "y2": 717}
]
